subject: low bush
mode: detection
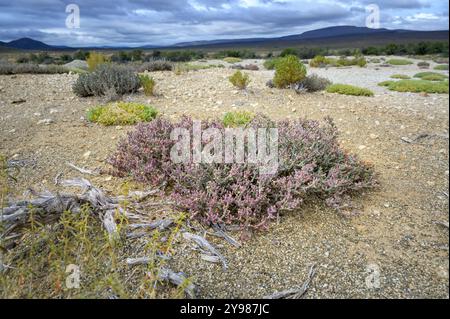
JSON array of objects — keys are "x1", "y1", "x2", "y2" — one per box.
[
  {"x1": 417, "y1": 61, "x2": 430, "y2": 69},
  {"x1": 223, "y1": 57, "x2": 242, "y2": 64},
  {"x1": 0, "y1": 63, "x2": 68, "y2": 75},
  {"x1": 309, "y1": 55, "x2": 330, "y2": 68},
  {"x1": 326, "y1": 84, "x2": 374, "y2": 96},
  {"x1": 434, "y1": 64, "x2": 449, "y2": 70},
  {"x1": 109, "y1": 115, "x2": 376, "y2": 231},
  {"x1": 381, "y1": 79, "x2": 449, "y2": 94},
  {"x1": 73, "y1": 64, "x2": 141, "y2": 97},
  {"x1": 298, "y1": 74, "x2": 332, "y2": 92},
  {"x1": 138, "y1": 59, "x2": 173, "y2": 72},
  {"x1": 87, "y1": 52, "x2": 109, "y2": 71},
  {"x1": 273, "y1": 55, "x2": 307, "y2": 88},
  {"x1": 229, "y1": 71, "x2": 251, "y2": 90},
  {"x1": 378, "y1": 80, "x2": 395, "y2": 87},
  {"x1": 414, "y1": 72, "x2": 448, "y2": 81},
  {"x1": 222, "y1": 111, "x2": 255, "y2": 127},
  {"x1": 387, "y1": 59, "x2": 413, "y2": 65},
  {"x1": 390, "y1": 74, "x2": 411, "y2": 79},
  {"x1": 421, "y1": 74, "x2": 447, "y2": 81},
  {"x1": 139, "y1": 74, "x2": 156, "y2": 96},
  {"x1": 263, "y1": 58, "x2": 281, "y2": 70},
  {"x1": 87, "y1": 102, "x2": 158, "y2": 126}
]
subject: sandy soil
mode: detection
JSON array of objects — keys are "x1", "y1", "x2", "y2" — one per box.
[{"x1": 0, "y1": 57, "x2": 448, "y2": 298}]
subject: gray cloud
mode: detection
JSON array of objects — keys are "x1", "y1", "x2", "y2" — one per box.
[{"x1": 0, "y1": 0, "x2": 447, "y2": 46}]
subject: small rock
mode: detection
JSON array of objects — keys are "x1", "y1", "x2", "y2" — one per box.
[
  {"x1": 369, "y1": 134, "x2": 378, "y2": 139},
  {"x1": 37, "y1": 119, "x2": 53, "y2": 125},
  {"x1": 83, "y1": 151, "x2": 92, "y2": 159},
  {"x1": 358, "y1": 145, "x2": 367, "y2": 150}
]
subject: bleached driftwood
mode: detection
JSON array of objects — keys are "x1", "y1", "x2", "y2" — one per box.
[
  {"x1": 212, "y1": 224, "x2": 241, "y2": 248},
  {"x1": 155, "y1": 268, "x2": 197, "y2": 299},
  {"x1": 66, "y1": 162, "x2": 99, "y2": 176},
  {"x1": 0, "y1": 178, "x2": 160, "y2": 244},
  {"x1": 264, "y1": 264, "x2": 317, "y2": 299},
  {"x1": 126, "y1": 253, "x2": 171, "y2": 266},
  {"x1": 182, "y1": 231, "x2": 228, "y2": 270}
]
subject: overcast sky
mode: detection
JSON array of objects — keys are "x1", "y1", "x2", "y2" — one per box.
[{"x1": 0, "y1": 0, "x2": 448, "y2": 47}]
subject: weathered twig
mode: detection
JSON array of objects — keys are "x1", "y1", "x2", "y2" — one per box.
[
  {"x1": 154, "y1": 268, "x2": 197, "y2": 299},
  {"x1": 66, "y1": 162, "x2": 98, "y2": 176},
  {"x1": 264, "y1": 264, "x2": 316, "y2": 299},
  {"x1": 182, "y1": 231, "x2": 228, "y2": 270}
]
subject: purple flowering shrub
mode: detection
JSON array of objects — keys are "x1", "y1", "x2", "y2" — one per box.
[{"x1": 109, "y1": 115, "x2": 376, "y2": 231}]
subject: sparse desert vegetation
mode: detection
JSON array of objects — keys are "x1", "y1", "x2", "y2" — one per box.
[{"x1": 1, "y1": 48, "x2": 449, "y2": 300}]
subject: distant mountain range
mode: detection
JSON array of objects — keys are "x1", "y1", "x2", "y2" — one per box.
[{"x1": 1, "y1": 26, "x2": 448, "y2": 51}]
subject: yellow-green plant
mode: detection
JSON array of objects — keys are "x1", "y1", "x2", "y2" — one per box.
[
  {"x1": 326, "y1": 84, "x2": 374, "y2": 96},
  {"x1": 87, "y1": 52, "x2": 108, "y2": 71},
  {"x1": 223, "y1": 57, "x2": 242, "y2": 64},
  {"x1": 273, "y1": 55, "x2": 306, "y2": 88},
  {"x1": 87, "y1": 102, "x2": 158, "y2": 126},
  {"x1": 139, "y1": 75, "x2": 156, "y2": 96},
  {"x1": 229, "y1": 71, "x2": 251, "y2": 89},
  {"x1": 223, "y1": 111, "x2": 255, "y2": 127}
]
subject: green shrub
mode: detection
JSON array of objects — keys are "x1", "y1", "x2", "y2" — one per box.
[
  {"x1": 421, "y1": 74, "x2": 447, "y2": 81},
  {"x1": 387, "y1": 59, "x2": 413, "y2": 65},
  {"x1": 390, "y1": 74, "x2": 411, "y2": 79},
  {"x1": 381, "y1": 79, "x2": 449, "y2": 94},
  {"x1": 223, "y1": 57, "x2": 242, "y2": 64},
  {"x1": 378, "y1": 80, "x2": 396, "y2": 87},
  {"x1": 222, "y1": 111, "x2": 255, "y2": 127},
  {"x1": 414, "y1": 72, "x2": 448, "y2": 80},
  {"x1": 229, "y1": 70, "x2": 251, "y2": 89},
  {"x1": 73, "y1": 64, "x2": 141, "y2": 97},
  {"x1": 87, "y1": 102, "x2": 158, "y2": 126},
  {"x1": 139, "y1": 74, "x2": 156, "y2": 96},
  {"x1": 138, "y1": 59, "x2": 173, "y2": 72},
  {"x1": 0, "y1": 63, "x2": 68, "y2": 75},
  {"x1": 326, "y1": 84, "x2": 374, "y2": 96},
  {"x1": 87, "y1": 52, "x2": 108, "y2": 71},
  {"x1": 434, "y1": 64, "x2": 449, "y2": 70},
  {"x1": 309, "y1": 55, "x2": 330, "y2": 68},
  {"x1": 273, "y1": 55, "x2": 307, "y2": 88},
  {"x1": 417, "y1": 61, "x2": 430, "y2": 69},
  {"x1": 298, "y1": 74, "x2": 332, "y2": 92},
  {"x1": 263, "y1": 58, "x2": 281, "y2": 70}
]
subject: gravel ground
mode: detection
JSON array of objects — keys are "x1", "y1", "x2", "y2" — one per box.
[{"x1": 0, "y1": 58, "x2": 448, "y2": 298}]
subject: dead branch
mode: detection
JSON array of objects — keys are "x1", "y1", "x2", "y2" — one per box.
[
  {"x1": 66, "y1": 162, "x2": 99, "y2": 176},
  {"x1": 264, "y1": 264, "x2": 316, "y2": 299},
  {"x1": 182, "y1": 231, "x2": 228, "y2": 270},
  {"x1": 155, "y1": 268, "x2": 197, "y2": 299}
]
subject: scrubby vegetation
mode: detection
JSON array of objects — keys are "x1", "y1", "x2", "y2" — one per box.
[
  {"x1": 0, "y1": 205, "x2": 189, "y2": 298},
  {"x1": 414, "y1": 72, "x2": 448, "y2": 81},
  {"x1": 298, "y1": 74, "x2": 332, "y2": 92},
  {"x1": 387, "y1": 59, "x2": 413, "y2": 65},
  {"x1": 87, "y1": 52, "x2": 109, "y2": 71},
  {"x1": 309, "y1": 55, "x2": 367, "y2": 68},
  {"x1": 390, "y1": 74, "x2": 411, "y2": 79},
  {"x1": 0, "y1": 62, "x2": 68, "y2": 75},
  {"x1": 273, "y1": 55, "x2": 307, "y2": 88},
  {"x1": 380, "y1": 79, "x2": 449, "y2": 94},
  {"x1": 109, "y1": 115, "x2": 376, "y2": 231},
  {"x1": 326, "y1": 84, "x2": 374, "y2": 96},
  {"x1": 138, "y1": 59, "x2": 173, "y2": 72},
  {"x1": 223, "y1": 57, "x2": 243, "y2": 64},
  {"x1": 139, "y1": 74, "x2": 156, "y2": 96},
  {"x1": 417, "y1": 61, "x2": 430, "y2": 69},
  {"x1": 73, "y1": 64, "x2": 141, "y2": 97},
  {"x1": 222, "y1": 111, "x2": 255, "y2": 127},
  {"x1": 434, "y1": 64, "x2": 449, "y2": 70},
  {"x1": 229, "y1": 71, "x2": 251, "y2": 89},
  {"x1": 87, "y1": 102, "x2": 158, "y2": 126},
  {"x1": 263, "y1": 58, "x2": 281, "y2": 70}
]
